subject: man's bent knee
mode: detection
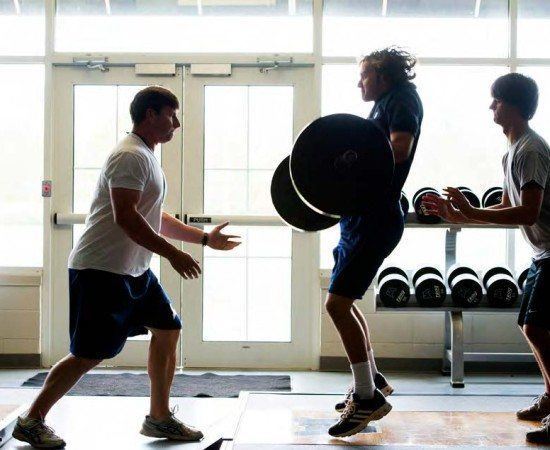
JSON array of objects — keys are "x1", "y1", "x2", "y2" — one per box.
[{"x1": 325, "y1": 294, "x2": 354, "y2": 320}]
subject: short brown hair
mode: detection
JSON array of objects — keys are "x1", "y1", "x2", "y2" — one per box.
[
  {"x1": 361, "y1": 46, "x2": 417, "y2": 86},
  {"x1": 130, "y1": 86, "x2": 179, "y2": 124}
]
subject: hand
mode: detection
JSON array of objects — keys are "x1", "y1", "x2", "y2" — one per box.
[
  {"x1": 421, "y1": 193, "x2": 464, "y2": 223},
  {"x1": 207, "y1": 222, "x2": 241, "y2": 251},
  {"x1": 169, "y1": 250, "x2": 201, "y2": 279},
  {"x1": 444, "y1": 187, "x2": 475, "y2": 218}
]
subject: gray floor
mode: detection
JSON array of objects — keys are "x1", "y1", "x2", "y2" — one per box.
[{"x1": 0, "y1": 369, "x2": 546, "y2": 449}]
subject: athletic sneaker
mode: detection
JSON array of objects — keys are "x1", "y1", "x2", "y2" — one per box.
[
  {"x1": 526, "y1": 414, "x2": 550, "y2": 444},
  {"x1": 12, "y1": 416, "x2": 66, "y2": 449},
  {"x1": 335, "y1": 373, "x2": 394, "y2": 412},
  {"x1": 140, "y1": 406, "x2": 203, "y2": 441},
  {"x1": 517, "y1": 393, "x2": 550, "y2": 421},
  {"x1": 328, "y1": 390, "x2": 392, "y2": 438}
]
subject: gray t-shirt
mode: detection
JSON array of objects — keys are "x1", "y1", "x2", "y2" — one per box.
[
  {"x1": 68, "y1": 133, "x2": 166, "y2": 276},
  {"x1": 502, "y1": 128, "x2": 550, "y2": 260}
]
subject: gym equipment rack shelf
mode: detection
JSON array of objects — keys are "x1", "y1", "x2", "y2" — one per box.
[{"x1": 375, "y1": 215, "x2": 530, "y2": 388}]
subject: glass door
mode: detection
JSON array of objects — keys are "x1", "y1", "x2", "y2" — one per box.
[
  {"x1": 48, "y1": 66, "x2": 183, "y2": 366},
  {"x1": 182, "y1": 66, "x2": 319, "y2": 369}
]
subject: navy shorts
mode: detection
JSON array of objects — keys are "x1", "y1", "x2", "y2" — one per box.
[
  {"x1": 518, "y1": 258, "x2": 550, "y2": 330},
  {"x1": 69, "y1": 268, "x2": 182, "y2": 360},
  {"x1": 329, "y1": 204, "x2": 405, "y2": 300}
]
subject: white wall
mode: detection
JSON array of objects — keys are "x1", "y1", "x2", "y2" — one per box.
[{"x1": 0, "y1": 269, "x2": 41, "y2": 355}]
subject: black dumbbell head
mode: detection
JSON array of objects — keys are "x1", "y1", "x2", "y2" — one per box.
[
  {"x1": 447, "y1": 265, "x2": 479, "y2": 286},
  {"x1": 413, "y1": 187, "x2": 442, "y2": 224},
  {"x1": 482, "y1": 187, "x2": 503, "y2": 208},
  {"x1": 412, "y1": 267, "x2": 443, "y2": 286},
  {"x1": 482, "y1": 266, "x2": 513, "y2": 288},
  {"x1": 413, "y1": 267, "x2": 447, "y2": 307},
  {"x1": 378, "y1": 267, "x2": 408, "y2": 285},
  {"x1": 457, "y1": 186, "x2": 481, "y2": 208}
]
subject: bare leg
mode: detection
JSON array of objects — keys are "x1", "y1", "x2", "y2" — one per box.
[
  {"x1": 26, "y1": 354, "x2": 101, "y2": 420},
  {"x1": 147, "y1": 328, "x2": 180, "y2": 421},
  {"x1": 523, "y1": 325, "x2": 550, "y2": 395},
  {"x1": 325, "y1": 294, "x2": 367, "y2": 363},
  {"x1": 352, "y1": 304, "x2": 373, "y2": 352}
]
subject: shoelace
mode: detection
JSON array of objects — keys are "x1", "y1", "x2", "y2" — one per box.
[
  {"x1": 167, "y1": 405, "x2": 197, "y2": 430},
  {"x1": 341, "y1": 400, "x2": 358, "y2": 420},
  {"x1": 542, "y1": 415, "x2": 550, "y2": 427},
  {"x1": 28, "y1": 420, "x2": 58, "y2": 439}
]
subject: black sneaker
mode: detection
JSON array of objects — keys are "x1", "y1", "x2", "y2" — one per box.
[
  {"x1": 335, "y1": 373, "x2": 394, "y2": 412},
  {"x1": 12, "y1": 416, "x2": 66, "y2": 449},
  {"x1": 328, "y1": 390, "x2": 392, "y2": 438},
  {"x1": 374, "y1": 372, "x2": 394, "y2": 397},
  {"x1": 526, "y1": 415, "x2": 550, "y2": 444}
]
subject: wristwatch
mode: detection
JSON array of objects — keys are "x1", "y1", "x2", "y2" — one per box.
[{"x1": 201, "y1": 232, "x2": 209, "y2": 246}]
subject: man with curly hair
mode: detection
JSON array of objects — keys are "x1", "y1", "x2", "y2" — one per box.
[{"x1": 326, "y1": 47, "x2": 423, "y2": 437}]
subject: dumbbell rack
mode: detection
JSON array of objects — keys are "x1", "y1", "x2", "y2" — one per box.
[{"x1": 375, "y1": 213, "x2": 532, "y2": 388}]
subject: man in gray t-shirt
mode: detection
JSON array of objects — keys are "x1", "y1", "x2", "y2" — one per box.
[{"x1": 423, "y1": 73, "x2": 550, "y2": 444}]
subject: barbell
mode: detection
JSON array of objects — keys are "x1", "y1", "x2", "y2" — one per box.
[{"x1": 271, "y1": 114, "x2": 394, "y2": 232}]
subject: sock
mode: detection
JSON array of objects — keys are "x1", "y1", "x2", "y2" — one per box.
[
  {"x1": 367, "y1": 349, "x2": 378, "y2": 375},
  {"x1": 351, "y1": 361, "x2": 375, "y2": 399}
]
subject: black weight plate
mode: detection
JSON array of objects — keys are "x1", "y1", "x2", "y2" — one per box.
[
  {"x1": 413, "y1": 187, "x2": 442, "y2": 224},
  {"x1": 290, "y1": 114, "x2": 394, "y2": 217},
  {"x1": 271, "y1": 156, "x2": 340, "y2": 232}
]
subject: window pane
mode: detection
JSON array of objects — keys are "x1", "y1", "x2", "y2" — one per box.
[
  {"x1": 0, "y1": 1, "x2": 44, "y2": 55},
  {"x1": 0, "y1": 65, "x2": 44, "y2": 266},
  {"x1": 203, "y1": 226, "x2": 291, "y2": 342},
  {"x1": 518, "y1": 0, "x2": 550, "y2": 57},
  {"x1": 204, "y1": 86, "x2": 293, "y2": 215},
  {"x1": 323, "y1": 0, "x2": 508, "y2": 57},
  {"x1": 56, "y1": 0, "x2": 312, "y2": 53},
  {"x1": 518, "y1": 67, "x2": 550, "y2": 140},
  {"x1": 457, "y1": 229, "x2": 507, "y2": 270}
]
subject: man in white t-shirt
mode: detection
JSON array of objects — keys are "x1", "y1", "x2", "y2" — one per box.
[{"x1": 13, "y1": 86, "x2": 240, "y2": 448}]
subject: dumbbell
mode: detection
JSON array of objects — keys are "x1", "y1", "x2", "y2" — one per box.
[
  {"x1": 517, "y1": 268, "x2": 529, "y2": 292},
  {"x1": 482, "y1": 187, "x2": 503, "y2": 208},
  {"x1": 457, "y1": 186, "x2": 481, "y2": 208},
  {"x1": 400, "y1": 191, "x2": 409, "y2": 216},
  {"x1": 447, "y1": 265, "x2": 483, "y2": 307},
  {"x1": 413, "y1": 187, "x2": 442, "y2": 224},
  {"x1": 412, "y1": 267, "x2": 447, "y2": 307},
  {"x1": 482, "y1": 267, "x2": 519, "y2": 308},
  {"x1": 377, "y1": 267, "x2": 410, "y2": 308}
]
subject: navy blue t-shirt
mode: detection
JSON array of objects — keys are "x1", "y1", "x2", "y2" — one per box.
[
  {"x1": 338, "y1": 82, "x2": 423, "y2": 243},
  {"x1": 368, "y1": 81, "x2": 423, "y2": 204}
]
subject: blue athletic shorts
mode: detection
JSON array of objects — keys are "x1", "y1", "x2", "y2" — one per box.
[
  {"x1": 69, "y1": 268, "x2": 182, "y2": 359},
  {"x1": 518, "y1": 258, "x2": 550, "y2": 330},
  {"x1": 329, "y1": 204, "x2": 405, "y2": 300}
]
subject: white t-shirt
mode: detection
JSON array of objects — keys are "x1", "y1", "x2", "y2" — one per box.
[
  {"x1": 502, "y1": 128, "x2": 550, "y2": 260},
  {"x1": 68, "y1": 133, "x2": 166, "y2": 276}
]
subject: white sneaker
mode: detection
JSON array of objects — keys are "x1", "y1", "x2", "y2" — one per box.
[
  {"x1": 12, "y1": 416, "x2": 66, "y2": 449},
  {"x1": 140, "y1": 406, "x2": 203, "y2": 441}
]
